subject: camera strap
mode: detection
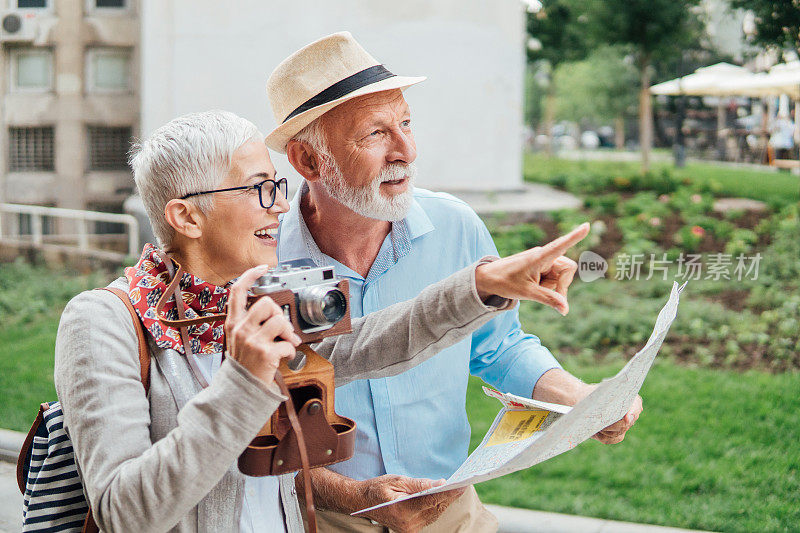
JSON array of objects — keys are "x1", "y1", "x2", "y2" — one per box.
[
  {"x1": 273, "y1": 371, "x2": 318, "y2": 533},
  {"x1": 151, "y1": 254, "x2": 322, "y2": 531}
]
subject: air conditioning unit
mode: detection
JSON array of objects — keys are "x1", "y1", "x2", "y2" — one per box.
[{"x1": 0, "y1": 11, "x2": 39, "y2": 42}]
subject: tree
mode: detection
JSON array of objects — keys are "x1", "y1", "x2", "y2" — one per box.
[
  {"x1": 526, "y1": 0, "x2": 591, "y2": 152},
  {"x1": 586, "y1": 0, "x2": 705, "y2": 172},
  {"x1": 553, "y1": 46, "x2": 639, "y2": 148},
  {"x1": 523, "y1": 63, "x2": 547, "y2": 132},
  {"x1": 731, "y1": 0, "x2": 800, "y2": 52}
]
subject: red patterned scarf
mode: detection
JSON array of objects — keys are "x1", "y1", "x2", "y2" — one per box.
[{"x1": 125, "y1": 243, "x2": 229, "y2": 356}]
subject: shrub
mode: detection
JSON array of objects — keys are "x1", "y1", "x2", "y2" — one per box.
[
  {"x1": 489, "y1": 223, "x2": 548, "y2": 257},
  {"x1": 635, "y1": 168, "x2": 681, "y2": 195},
  {"x1": 723, "y1": 209, "x2": 746, "y2": 221},
  {"x1": 621, "y1": 192, "x2": 671, "y2": 219},
  {"x1": 724, "y1": 228, "x2": 758, "y2": 256},
  {"x1": 668, "y1": 189, "x2": 714, "y2": 217},
  {"x1": 674, "y1": 225, "x2": 705, "y2": 252},
  {"x1": 0, "y1": 259, "x2": 107, "y2": 329},
  {"x1": 617, "y1": 215, "x2": 663, "y2": 242},
  {"x1": 684, "y1": 215, "x2": 735, "y2": 242},
  {"x1": 583, "y1": 193, "x2": 621, "y2": 215},
  {"x1": 565, "y1": 172, "x2": 613, "y2": 195}
]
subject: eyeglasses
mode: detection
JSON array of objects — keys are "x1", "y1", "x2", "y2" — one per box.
[{"x1": 180, "y1": 178, "x2": 289, "y2": 209}]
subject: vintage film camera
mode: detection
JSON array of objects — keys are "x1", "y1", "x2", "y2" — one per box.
[
  {"x1": 251, "y1": 259, "x2": 351, "y2": 342},
  {"x1": 238, "y1": 260, "x2": 356, "y2": 477}
]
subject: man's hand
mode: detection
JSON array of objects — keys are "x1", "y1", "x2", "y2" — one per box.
[
  {"x1": 591, "y1": 391, "x2": 643, "y2": 444},
  {"x1": 298, "y1": 468, "x2": 463, "y2": 533},
  {"x1": 533, "y1": 368, "x2": 643, "y2": 444},
  {"x1": 358, "y1": 475, "x2": 465, "y2": 532},
  {"x1": 475, "y1": 223, "x2": 589, "y2": 315}
]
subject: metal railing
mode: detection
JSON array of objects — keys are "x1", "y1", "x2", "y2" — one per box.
[{"x1": 0, "y1": 203, "x2": 139, "y2": 262}]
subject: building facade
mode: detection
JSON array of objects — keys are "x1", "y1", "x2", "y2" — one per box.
[
  {"x1": 0, "y1": 0, "x2": 139, "y2": 218},
  {"x1": 141, "y1": 0, "x2": 526, "y2": 192}
]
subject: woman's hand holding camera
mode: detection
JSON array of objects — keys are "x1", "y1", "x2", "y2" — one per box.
[
  {"x1": 226, "y1": 265, "x2": 302, "y2": 386},
  {"x1": 475, "y1": 223, "x2": 590, "y2": 316}
]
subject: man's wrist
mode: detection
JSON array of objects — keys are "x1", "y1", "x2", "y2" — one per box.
[
  {"x1": 531, "y1": 368, "x2": 592, "y2": 405},
  {"x1": 303, "y1": 467, "x2": 369, "y2": 515},
  {"x1": 475, "y1": 259, "x2": 509, "y2": 306}
]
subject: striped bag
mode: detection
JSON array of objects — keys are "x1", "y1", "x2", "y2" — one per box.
[{"x1": 17, "y1": 288, "x2": 150, "y2": 532}]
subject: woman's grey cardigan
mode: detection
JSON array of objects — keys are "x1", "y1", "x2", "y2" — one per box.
[{"x1": 54, "y1": 261, "x2": 512, "y2": 532}]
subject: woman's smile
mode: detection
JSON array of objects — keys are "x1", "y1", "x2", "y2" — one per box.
[{"x1": 254, "y1": 223, "x2": 279, "y2": 247}]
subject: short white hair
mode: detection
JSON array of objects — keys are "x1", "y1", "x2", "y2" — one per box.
[
  {"x1": 130, "y1": 110, "x2": 262, "y2": 248},
  {"x1": 291, "y1": 117, "x2": 328, "y2": 155}
]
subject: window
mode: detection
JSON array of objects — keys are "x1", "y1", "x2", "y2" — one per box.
[
  {"x1": 17, "y1": 211, "x2": 55, "y2": 235},
  {"x1": 88, "y1": 126, "x2": 132, "y2": 170},
  {"x1": 87, "y1": 202, "x2": 125, "y2": 234},
  {"x1": 16, "y1": 0, "x2": 48, "y2": 8},
  {"x1": 8, "y1": 126, "x2": 54, "y2": 172},
  {"x1": 86, "y1": 48, "x2": 131, "y2": 92},
  {"x1": 85, "y1": 0, "x2": 129, "y2": 15},
  {"x1": 95, "y1": 0, "x2": 125, "y2": 7},
  {"x1": 10, "y1": 49, "x2": 53, "y2": 92}
]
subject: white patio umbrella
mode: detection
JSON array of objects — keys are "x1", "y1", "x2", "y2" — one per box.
[
  {"x1": 719, "y1": 62, "x2": 800, "y2": 159},
  {"x1": 650, "y1": 63, "x2": 755, "y2": 96},
  {"x1": 651, "y1": 63, "x2": 756, "y2": 157},
  {"x1": 719, "y1": 61, "x2": 800, "y2": 99}
]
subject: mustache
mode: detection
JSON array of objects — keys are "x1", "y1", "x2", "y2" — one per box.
[{"x1": 377, "y1": 162, "x2": 417, "y2": 183}]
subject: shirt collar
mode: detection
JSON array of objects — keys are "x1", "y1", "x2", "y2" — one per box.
[{"x1": 405, "y1": 194, "x2": 434, "y2": 240}]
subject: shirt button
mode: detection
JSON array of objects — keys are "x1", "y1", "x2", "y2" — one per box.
[{"x1": 291, "y1": 487, "x2": 297, "y2": 496}]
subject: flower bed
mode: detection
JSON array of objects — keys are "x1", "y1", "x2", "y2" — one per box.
[{"x1": 484, "y1": 172, "x2": 799, "y2": 371}]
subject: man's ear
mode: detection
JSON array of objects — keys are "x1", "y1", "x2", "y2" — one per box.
[
  {"x1": 164, "y1": 199, "x2": 204, "y2": 240},
  {"x1": 286, "y1": 140, "x2": 323, "y2": 183}
]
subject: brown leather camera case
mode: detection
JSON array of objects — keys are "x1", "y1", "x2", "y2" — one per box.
[{"x1": 238, "y1": 344, "x2": 356, "y2": 476}]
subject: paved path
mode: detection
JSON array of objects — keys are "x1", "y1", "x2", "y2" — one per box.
[
  {"x1": 557, "y1": 149, "x2": 673, "y2": 163},
  {"x1": 0, "y1": 462, "x2": 22, "y2": 533},
  {"x1": 446, "y1": 183, "x2": 582, "y2": 216},
  {"x1": 487, "y1": 505, "x2": 711, "y2": 533}
]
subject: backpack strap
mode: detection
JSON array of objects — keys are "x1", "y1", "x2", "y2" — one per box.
[
  {"x1": 17, "y1": 287, "x2": 151, "y2": 497},
  {"x1": 81, "y1": 288, "x2": 150, "y2": 533},
  {"x1": 99, "y1": 287, "x2": 151, "y2": 392},
  {"x1": 16, "y1": 402, "x2": 50, "y2": 494}
]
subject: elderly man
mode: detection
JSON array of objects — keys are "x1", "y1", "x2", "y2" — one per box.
[{"x1": 268, "y1": 32, "x2": 642, "y2": 532}]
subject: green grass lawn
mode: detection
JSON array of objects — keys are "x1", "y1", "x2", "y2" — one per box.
[
  {"x1": 0, "y1": 260, "x2": 107, "y2": 431},
  {"x1": 523, "y1": 153, "x2": 800, "y2": 206},
  {"x1": 0, "y1": 314, "x2": 59, "y2": 431},
  {"x1": 467, "y1": 359, "x2": 800, "y2": 533}
]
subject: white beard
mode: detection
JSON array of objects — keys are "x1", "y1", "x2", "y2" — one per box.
[{"x1": 320, "y1": 158, "x2": 417, "y2": 222}]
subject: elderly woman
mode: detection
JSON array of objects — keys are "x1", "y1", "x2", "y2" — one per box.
[{"x1": 54, "y1": 111, "x2": 586, "y2": 532}]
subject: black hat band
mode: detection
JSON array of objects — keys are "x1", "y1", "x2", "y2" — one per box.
[{"x1": 283, "y1": 64, "x2": 396, "y2": 124}]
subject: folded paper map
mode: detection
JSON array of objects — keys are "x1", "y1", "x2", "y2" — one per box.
[{"x1": 354, "y1": 281, "x2": 686, "y2": 515}]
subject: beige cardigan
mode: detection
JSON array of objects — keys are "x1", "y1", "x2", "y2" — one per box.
[{"x1": 54, "y1": 261, "x2": 511, "y2": 532}]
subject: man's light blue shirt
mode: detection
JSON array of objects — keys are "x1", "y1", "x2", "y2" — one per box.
[{"x1": 278, "y1": 183, "x2": 561, "y2": 481}]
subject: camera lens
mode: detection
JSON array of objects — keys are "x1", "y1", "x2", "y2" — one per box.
[
  {"x1": 320, "y1": 290, "x2": 346, "y2": 322},
  {"x1": 298, "y1": 287, "x2": 347, "y2": 326}
]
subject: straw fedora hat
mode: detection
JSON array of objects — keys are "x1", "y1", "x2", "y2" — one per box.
[{"x1": 265, "y1": 31, "x2": 426, "y2": 154}]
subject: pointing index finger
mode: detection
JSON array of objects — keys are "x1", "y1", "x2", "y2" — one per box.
[{"x1": 539, "y1": 222, "x2": 590, "y2": 263}]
